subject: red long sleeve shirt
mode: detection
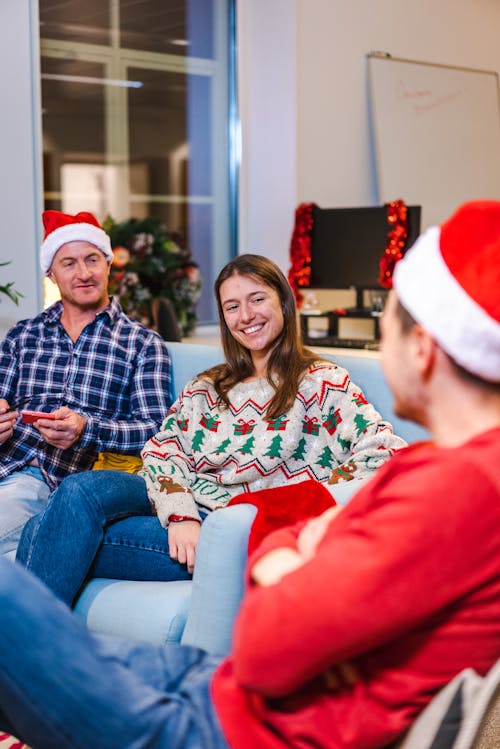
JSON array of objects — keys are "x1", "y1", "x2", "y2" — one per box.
[{"x1": 212, "y1": 428, "x2": 500, "y2": 749}]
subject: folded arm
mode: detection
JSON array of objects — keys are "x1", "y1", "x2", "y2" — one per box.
[{"x1": 232, "y1": 457, "x2": 489, "y2": 697}]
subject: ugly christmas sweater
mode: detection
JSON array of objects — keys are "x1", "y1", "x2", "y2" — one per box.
[{"x1": 140, "y1": 361, "x2": 406, "y2": 526}]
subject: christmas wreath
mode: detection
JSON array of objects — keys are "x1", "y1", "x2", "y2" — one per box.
[{"x1": 103, "y1": 216, "x2": 202, "y2": 336}]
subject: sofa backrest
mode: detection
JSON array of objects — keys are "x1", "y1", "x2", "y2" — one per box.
[
  {"x1": 167, "y1": 341, "x2": 225, "y2": 401},
  {"x1": 323, "y1": 350, "x2": 428, "y2": 443},
  {"x1": 166, "y1": 340, "x2": 429, "y2": 445}
]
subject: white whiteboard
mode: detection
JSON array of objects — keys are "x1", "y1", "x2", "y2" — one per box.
[{"x1": 368, "y1": 55, "x2": 500, "y2": 229}]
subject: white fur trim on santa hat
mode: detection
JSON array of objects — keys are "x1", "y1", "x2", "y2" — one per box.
[
  {"x1": 393, "y1": 226, "x2": 500, "y2": 382},
  {"x1": 40, "y1": 222, "x2": 113, "y2": 274}
]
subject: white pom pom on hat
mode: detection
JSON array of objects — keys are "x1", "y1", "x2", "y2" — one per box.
[
  {"x1": 40, "y1": 210, "x2": 113, "y2": 274},
  {"x1": 393, "y1": 200, "x2": 500, "y2": 382}
]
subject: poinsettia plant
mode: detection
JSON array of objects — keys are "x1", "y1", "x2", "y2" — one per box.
[
  {"x1": 0, "y1": 261, "x2": 22, "y2": 305},
  {"x1": 102, "y1": 216, "x2": 202, "y2": 336}
]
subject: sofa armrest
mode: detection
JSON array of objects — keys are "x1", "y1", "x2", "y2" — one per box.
[
  {"x1": 181, "y1": 503, "x2": 257, "y2": 656},
  {"x1": 180, "y1": 483, "x2": 364, "y2": 655}
]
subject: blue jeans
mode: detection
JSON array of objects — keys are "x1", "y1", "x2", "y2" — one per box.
[
  {"x1": 17, "y1": 471, "x2": 194, "y2": 606},
  {"x1": 0, "y1": 557, "x2": 227, "y2": 749},
  {"x1": 0, "y1": 466, "x2": 51, "y2": 556}
]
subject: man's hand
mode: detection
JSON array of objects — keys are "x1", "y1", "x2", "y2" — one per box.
[
  {"x1": 323, "y1": 662, "x2": 360, "y2": 690},
  {"x1": 296, "y1": 505, "x2": 342, "y2": 560},
  {"x1": 34, "y1": 406, "x2": 87, "y2": 450},
  {"x1": 250, "y1": 547, "x2": 305, "y2": 587},
  {"x1": 0, "y1": 399, "x2": 17, "y2": 444},
  {"x1": 251, "y1": 505, "x2": 343, "y2": 587},
  {"x1": 168, "y1": 520, "x2": 201, "y2": 574}
]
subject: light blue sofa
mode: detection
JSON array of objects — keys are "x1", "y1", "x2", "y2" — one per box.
[{"x1": 74, "y1": 341, "x2": 428, "y2": 656}]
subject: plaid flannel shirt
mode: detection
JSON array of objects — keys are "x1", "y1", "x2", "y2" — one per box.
[{"x1": 0, "y1": 297, "x2": 172, "y2": 488}]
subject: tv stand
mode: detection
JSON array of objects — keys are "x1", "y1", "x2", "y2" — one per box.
[
  {"x1": 353, "y1": 286, "x2": 366, "y2": 314},
  {"x1": 346, "y1": 286, "x2": 386, "y2": 317},
  {"x1": 300, "y1": 305, "x2": 382, "y2": 349}
]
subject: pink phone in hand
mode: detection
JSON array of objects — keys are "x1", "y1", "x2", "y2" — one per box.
[{"x1": 21, "y1": 410, "x2": 57, "y2": 424}]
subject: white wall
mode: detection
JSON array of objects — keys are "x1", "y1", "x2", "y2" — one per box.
[
  {"x1": 297, "y1": 0, "x2": 500, "y2": 208},
  {"x1": 236, "y1": 0, "x2": 297, "y2": 267},
  {"x1": 237, "y1": 0, "x2": 500, "y2": 272}
]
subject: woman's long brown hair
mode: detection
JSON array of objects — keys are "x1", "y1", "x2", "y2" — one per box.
[{"x1": 201, "y1": 254, "x2": 319, "y2": 420}]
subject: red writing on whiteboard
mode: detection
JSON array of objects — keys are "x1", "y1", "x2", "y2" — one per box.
[
  {"x1": 398, "y1": 81, "x2": 432, "y2": 99},
  {"x1": 414, "y1": 89, "x2": 463, "y2": 114}
]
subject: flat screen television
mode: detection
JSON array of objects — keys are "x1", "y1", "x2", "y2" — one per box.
[{"x1": 309, "y1": 204, "x2": 421, "y2": 311}]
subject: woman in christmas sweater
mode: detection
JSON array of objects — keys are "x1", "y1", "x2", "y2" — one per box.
[{"x1": 17, "y1": 254, "x2": 405, "y2": 604}]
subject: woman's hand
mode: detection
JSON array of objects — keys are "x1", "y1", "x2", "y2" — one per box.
[{"x1": 168, "y1": 519, "x2": 201, "y2": 574}]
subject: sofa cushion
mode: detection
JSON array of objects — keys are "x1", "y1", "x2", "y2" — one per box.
[{"x1": 74, "y1": 578, "x2": 192, "y2": 645}]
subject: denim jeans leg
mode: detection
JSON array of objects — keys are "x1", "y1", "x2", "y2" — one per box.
[
  {"x1": 16, "y1": 470, "x2": 156, "y2": 605},
  {"x1": 90, "y1": 515, "x2": 192, "y2": 582},
  {"x1": 0, "y1": 467, "x2": 51, "y2": 556},
  {"x1": 0, "y1": 557, "x2": 228, "y2": 749}
]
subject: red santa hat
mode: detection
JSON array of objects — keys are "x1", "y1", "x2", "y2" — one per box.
[
  {"x1": 40, "y1": 210, "x2": 113, "y2": 274},
  {"x1": 393, "y1": 200, "x2": 500, "y2": 382}
]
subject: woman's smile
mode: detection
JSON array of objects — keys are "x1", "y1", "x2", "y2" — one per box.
[{"x1": 242, "y1": 322, "x2": 265, "y2": 335}]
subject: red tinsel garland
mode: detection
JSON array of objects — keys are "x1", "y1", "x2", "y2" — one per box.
[
  {"x1": 288, "y1": 199, "x2": 409, "y2": 301},
  {"x1": 287, "y1": 202, "x2": 316, "y2": 307},
  {"x1": 378, "y1": 199, "x2": 408, "y2": 289}
]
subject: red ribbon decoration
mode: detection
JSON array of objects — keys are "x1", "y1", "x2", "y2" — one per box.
[
  {"x1": 378, "y1": 199, "x2": 409, "y2": 289},
  {"x1": 289, "y1": 199, "x2": 409, "y2": 299},
  {"x1": 288, "y1": 202, "x2": 317, "y2": 307}
]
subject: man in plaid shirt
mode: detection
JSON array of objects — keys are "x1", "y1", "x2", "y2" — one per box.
[{"x1": 0, "y1": 210, "x2": 172, "y2": 555}]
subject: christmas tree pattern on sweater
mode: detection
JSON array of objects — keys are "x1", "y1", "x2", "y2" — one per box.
[{"x1": 140, "y1": 362, "x2": 406, "y2": 525}]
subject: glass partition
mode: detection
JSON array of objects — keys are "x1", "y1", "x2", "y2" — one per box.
[{"x1": 39, "y1": 0, "x2": 235, "y2": 323}]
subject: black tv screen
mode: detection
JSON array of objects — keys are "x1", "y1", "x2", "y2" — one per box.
[{"x1": 309, "y1": 205, "x2": 421, "y2": 290}]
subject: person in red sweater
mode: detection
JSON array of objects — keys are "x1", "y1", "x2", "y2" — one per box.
[{"x1": 0, "y1": 199, "x2": 499, "y2": 749}]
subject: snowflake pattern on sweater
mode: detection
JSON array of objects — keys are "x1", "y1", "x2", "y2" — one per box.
[{"x1": 140, "y1": 361, "x2": 406, "y2": 526}]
